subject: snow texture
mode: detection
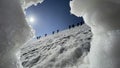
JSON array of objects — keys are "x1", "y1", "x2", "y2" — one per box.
[
  {"x1": 70, "y1": 0, "x2": 120, "y2": 68},
  {"x1": 20, "y1": 0, "x2": 44, "y2": 9},
  {"x1": 0, "y1": 0, "x2": 33, "y2": 68},
  {"x1": 20, "y1": 24, "x2": 92, "y2": 68}
]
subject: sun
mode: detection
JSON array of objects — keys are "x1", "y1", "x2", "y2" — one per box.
[{"x1": 29, "y1": 16, "x2": 35, "y2": 24}]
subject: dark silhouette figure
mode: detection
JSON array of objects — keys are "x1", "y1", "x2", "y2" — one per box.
[
  {"x1": 37, "y1": 36, "x2": 41, "y2": 39},
  {"x1": 72, "y1": 24, "x2": 75, "y2": 28},
  {"x1": 80, "y1": 22, "x2": 83, "y2": 25},
  {"x1": 82, "y1": 21, "x2": 85, "y2": 25},
  {"x1": 69, "y1": 25, "x2": 71, "y2": 29},
  {"x1": 77, "y1": 23, "x2": 80, "y2": 26},
  {"x1": 45, "y1": 34, "x2": 47, "y2": 37},
  {"x1": 57, "y1": 30, "x2": 59, "y2": 33},
  {"x1": 81, "y1": 17, "x2": 85, "y2": 25},
  {"x1": 52, "y1": 31, "x2": 55, "y2": 34},
  {"x1": 37, "y1": 37, "x2": 39, "y2": 39},
  {"x1": 39, "y1": 36, "x2": 41, "y2": 39}
]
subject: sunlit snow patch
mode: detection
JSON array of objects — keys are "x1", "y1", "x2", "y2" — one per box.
[{"x1": 20, "y1": 24, "x2": 92, "y2": 68}]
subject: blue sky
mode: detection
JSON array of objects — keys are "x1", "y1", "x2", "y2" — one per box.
[{"x1": 25, "y1": 0, "x2": 84, "y2": 37}]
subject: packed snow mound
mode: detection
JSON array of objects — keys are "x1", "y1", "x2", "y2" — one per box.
[
  {"x1": 20, "y1": 0, "x2": 44, "y2": 9},
  {"x1": 70, "y1": 0, "x2": 120, "y2": 68},
  {"x1": 0, "y1": 0, "x2": 33, "y2": 68},
  {"x1": 20, "y1": 24, "x2": 92, "y2": 68},
  {"x1": 70, "y1": 0, "x2": 120, "y2": 34}
]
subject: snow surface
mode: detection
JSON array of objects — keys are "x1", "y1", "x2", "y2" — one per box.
[
  {"x1": 20, "y1": 24, "x2": 92, "y2": 68},
  {"x1": 70, "y1": 0, "x2": 120, "y2": 68},
  {"x1": 20, "y1": 0, "x2": 44, "y2": 9},
  {"x1": 0, "y1": 0, "x2": 33, "y2": 68}
]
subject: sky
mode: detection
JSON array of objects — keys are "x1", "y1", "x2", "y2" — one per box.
[{"x1": 25, "y1": 0, "x2": 84, "y2": 37}]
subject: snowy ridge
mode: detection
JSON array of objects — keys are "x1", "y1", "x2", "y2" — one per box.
[{"x1": 20, "y1": 24, "x2": 92, "y2": 68}]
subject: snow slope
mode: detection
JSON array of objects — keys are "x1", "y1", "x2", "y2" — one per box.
[{"x1": 20, "y1": 24, "x2": 92, "y2": 68}]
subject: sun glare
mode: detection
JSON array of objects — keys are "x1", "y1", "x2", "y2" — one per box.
[{"x1": 29, "y1": 16, "x2": 35, "y2": 24}]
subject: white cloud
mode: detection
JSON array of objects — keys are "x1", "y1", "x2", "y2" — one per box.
[
  {"x1": 20, "y1": 0, "x2": 44, "y2": 9},
  {"x1": 70, "y1": 0, "x2": 120, "y2": 68}
]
